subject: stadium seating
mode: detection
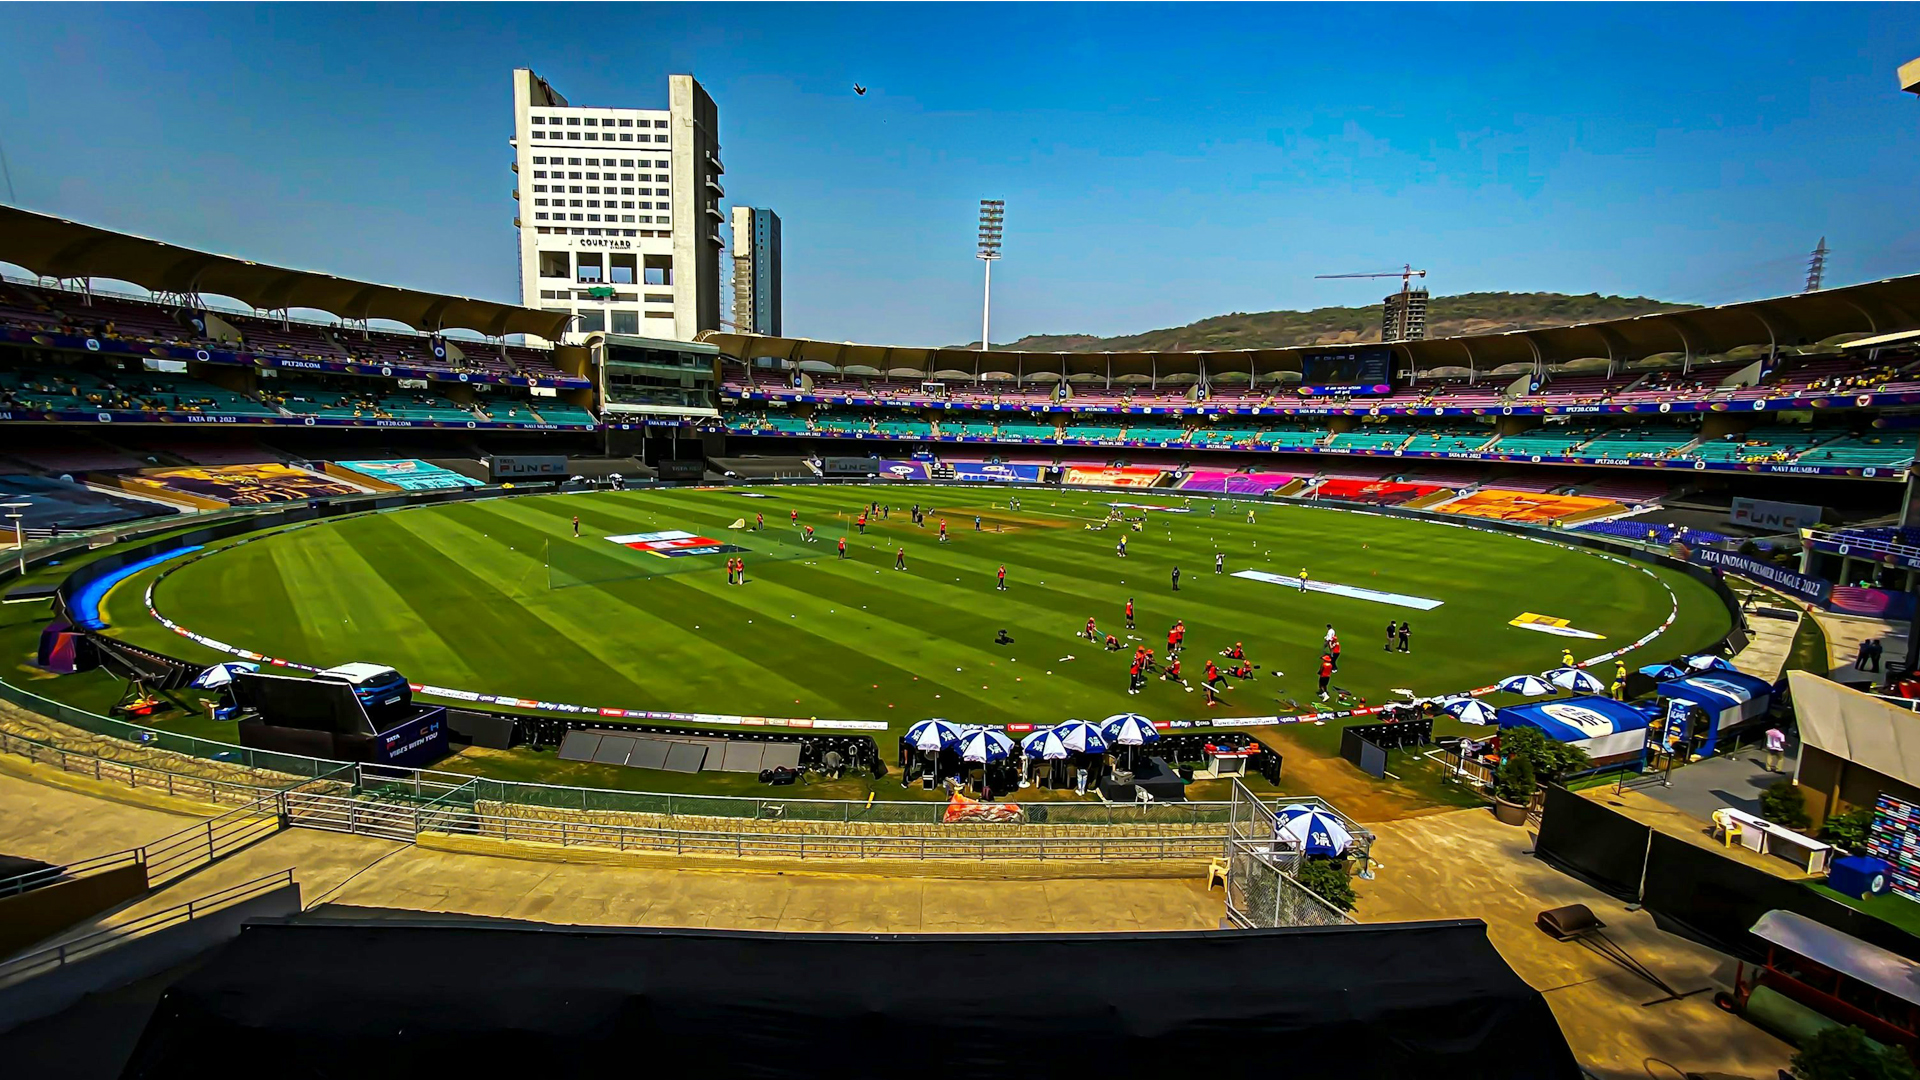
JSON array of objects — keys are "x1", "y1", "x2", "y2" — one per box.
[
  {"x1": 1324, "y1": 428, "x2": 1408, "y2": 451},
  {"x1": 1437, "y1": 489, "x2": 1624, "y2": 525},
  {"x1": 1794, "y1": 429, "x2": 1920, "y2": 468},
  {"x1": 0, "y1": 473, "x2": 175, "y2": 532},
  {"x1": 1400, "y1": 426, "x2": 1496, "y2": 453},
  {"x1": 1309, "y1": 478, "x2": 1447, "y2": 506},
  {"x1": 527, "y1": 402, "x2": 599, "y2": 428},
  {"x1": 0, "y1": 363, "x2": 276, "y2": 416},
  {"x1": 1175, "y1": 469, "x2": 1303, "y2": 496},
  {"x1": 1573, "y1": 424, "x2": 1697, "y2": 460},
  {"x1": 1575, "y1": 519, "x2": 1731, "y2": 545},
  {"x1": 1687, "y1": 424, "x2": 1837, "y2": 464}
]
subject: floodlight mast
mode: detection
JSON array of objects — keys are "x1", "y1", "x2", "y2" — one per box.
[{"x1": 977, "y1": 200, "x2": 1004, "y2": 352}]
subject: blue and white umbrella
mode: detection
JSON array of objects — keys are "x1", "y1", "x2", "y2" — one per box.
[
  {"x1": 1020, "y1": 727, "x2": 1071, "y2": 761},
  {"x1": 1274, "y1": 804, "x2": 1355, "y2": 857},
  {"x1": 1441, "y1": 698, "x2": 1500, "y2": 725},
  {"x1": 1053, "y1": 719, "x2": 1109, "y2": 754},
  {"x1": 1686, "y1": 654, "x2": 1735, "y2": 672},
  {"x1": 1545, "y1": 667, "x2": 1608, "y2": 694},
  {"x1": 956, "y1": 726, "x2": 1014, "y2": 763},
  {"x1": 1102, "y1": 713, "x2": 1160, "y2": 746},
  {"x1": 905, "y1": 718, "x2": 962, "y2": 753},
  {"x1": 1496, "y1": 674, "x2": 1554, "y2": 696},
  {"x1": 192, "y1": 662, "x2": 258, "y2": 690},
  {"x1": 1639, "y1": 662, "x2": 1687, "y2": 681}
]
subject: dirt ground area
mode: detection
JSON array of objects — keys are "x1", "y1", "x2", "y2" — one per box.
[{"x1": 1256, "y1": 726, "x2": 1465, "y2": 823}]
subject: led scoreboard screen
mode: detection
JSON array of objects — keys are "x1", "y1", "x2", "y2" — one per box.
[{"x1": 1299, "y1": 348, "x2": 1392, "y2": 396}]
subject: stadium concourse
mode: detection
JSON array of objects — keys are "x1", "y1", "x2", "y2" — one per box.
[{"x1": 1, "y1": 209, "x2": 1918, "y2": 1078}]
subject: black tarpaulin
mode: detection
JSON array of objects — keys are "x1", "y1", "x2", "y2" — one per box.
[{"x1": 122, "y1": 914, "x2": 1578, "y2": 1080}]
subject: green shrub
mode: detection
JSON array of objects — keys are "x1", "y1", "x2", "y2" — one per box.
[
  {"x1": 1498, "y1": 726, "x2": 1591, "y2": 782},
  {"x1": 1493, "y1": 752, "x2": 1536, "y2": 805},
  {"x1": 1296, "y1": 856, "x2": 1358, "y2": 913},
  {"x1": 1820, "y1": 807, "x2": 1876, "y2": 854},
  {"x1": 1791, "y1": 1025, "x2": 1920, "y2": 1080},
  {"x1": 1760, "y1": 779, "x2": 1812, "y2": 831}
]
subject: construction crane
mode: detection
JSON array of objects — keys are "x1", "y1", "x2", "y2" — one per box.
[{"x1": 1315, "y1": 264, "x2": 1428, "y2": 294}]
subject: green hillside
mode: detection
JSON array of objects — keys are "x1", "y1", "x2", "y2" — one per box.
[{"x1": 987, "y1": 292, "x2": 1692, "y2": 353}]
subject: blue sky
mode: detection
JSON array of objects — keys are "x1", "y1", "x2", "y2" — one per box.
[{"x1": 1, "y1": 3, "x2": 1917, "y2": 344}]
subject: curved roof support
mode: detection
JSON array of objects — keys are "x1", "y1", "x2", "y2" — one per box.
[{"x1": 1460, "y1": 340, "x2": 1477, "y2": 383}]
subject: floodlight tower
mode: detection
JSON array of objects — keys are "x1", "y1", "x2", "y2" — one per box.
[{"x1": 977, "y1": 199, "x2": 1004, "y2": 351}]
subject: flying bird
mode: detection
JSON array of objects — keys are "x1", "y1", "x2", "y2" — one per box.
[{"x1": 853, "y1": 84, "x2": 867, "y2": 96}]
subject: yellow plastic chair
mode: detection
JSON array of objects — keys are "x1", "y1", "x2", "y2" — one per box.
[
  {"x1": 1207, "y1": 857, "x2": 1229, "y2": 891},
  {"x1": 1711, "y1": 809, "x2": 1743, "y2": 849}
]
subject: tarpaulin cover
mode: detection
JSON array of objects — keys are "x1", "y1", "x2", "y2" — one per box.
[
  {"x1": 1498, "y1": 696, "x2": 1650, "y2": 760},
  {"x1": 1533, "y1": 784, "x2": 1652, "y2": 901},
  {"x1": 123, "y1": 917, "x2": 1579, "y2": 1080}
]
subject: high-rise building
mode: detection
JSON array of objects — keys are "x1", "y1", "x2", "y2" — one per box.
[
  {"x1": 510, "y1": 69, "x2": 724, "y2": 345},
  {"x1": 729, "y1": 206, "x2": 782, "y2": 336},
  {"x1": 1382, "y1": 287, "x2": 1429, "y2": 342}
]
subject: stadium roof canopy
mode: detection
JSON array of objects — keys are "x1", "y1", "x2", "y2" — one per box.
[
  {"x1": 0, "y1": 205, "x2": 567, "y2": 340},
  {"x1": 702, "y1": 272, "x2": 1920, "y2": 378}
]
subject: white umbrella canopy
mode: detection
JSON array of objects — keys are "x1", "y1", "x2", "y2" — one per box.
[
  {"x1": 956, "y1": 726, "x2": 1014, "y2": 763},
  {"x1": 1441, "y1": 698, "x2": 1500, "y2": 725},
  {"x1": 1020, "y1": 728, "x2": 1070, "y2": 761},
  {"x1": 1273, "y1": 804, "x2": 1356, "y2": 857},
  {"x1": 1544, "y1": 667, "x2": 1607, "y2": 694},
  {"x1": 1496, "y1": 675, "x2": 1554, "y2": 697},
  {"x1": 192, "y1": 662, "x2": 258, "y2": 690},
  {"x1": 1101, "y1": 713, "x2": 1160, "y2": 746},
  {"x1": 1053, "y1": 719, "x2": 1109, "y2": 754},
  {"x1": 905, "y1": 718, "x2": 962, "y2": 753}
]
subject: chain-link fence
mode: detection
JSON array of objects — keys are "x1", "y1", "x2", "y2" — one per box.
[{"x1": 1222, "y1": 839, "x2": 1354, "y2": 928}]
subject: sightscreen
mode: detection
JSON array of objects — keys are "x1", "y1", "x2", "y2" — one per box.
[{"x1": 1300, "y1": 347, "x2": 1392, "y2": 396}]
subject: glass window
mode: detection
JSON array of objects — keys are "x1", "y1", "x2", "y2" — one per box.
[
  {"x1": 587, "y1": 213, "x2": 601, "y2": 222},
  {"x1": 619, "y1": 134, "x2": 632, "y2": 142},
  {"x1": 583, "y1": 118, "x2": 597, "y2": 126},
  {"x1": 585, "y1": 133, "x2": 597, "y2": 141},
  {"x1": 568, "y1": 158, "x2": 581, "y2": 166},
  {"x1": 570, "y1": 213, "x2": 583, "y2": 221},
  {"x1": 655, "y1": 119, "x2": 668, "y2": 128},
  {"x1": 530, "y1": 116, "x2": 544, "y2": 124},
  {"x1": 567, "y1": 132, "x2": 580, "y2": 140},
  {"x1": 532, "y1": 156, "x2": 546, "y2": 165},
  {"x1": 578, "y1": 310, "x2": 605, "y2": 333},
  {"x1": 534, "y1": 212, "x2": 548, "y2": 220},
  {"x1": 610, "y1": 310, "x2": 638, "y2": 335},
  {"x1": 618, "y1": 118, "x2": 633, "y2": 128},
  {"x1": 565, "y1": 117, "x2": 579, "y2": 126}
]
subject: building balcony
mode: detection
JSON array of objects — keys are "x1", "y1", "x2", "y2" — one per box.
[
  {"x1": 705, "y1": 177, "x2": 725, "y2": 197},
  {"x1": 705, "y1": 151, "x2": 724, "y2": 174}
]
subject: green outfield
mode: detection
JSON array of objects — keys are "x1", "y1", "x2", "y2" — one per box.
[{"x1": 91, "y1": 486, "x2": 1732, "y2": 757}]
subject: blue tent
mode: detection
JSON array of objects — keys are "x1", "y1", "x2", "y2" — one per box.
[
  {"x1": 1497, "y1": 695, "x2": 1652, "y2": 762},
  {"x1": 1655, "y1": 670, "x2": 1774, "y2": 755}
]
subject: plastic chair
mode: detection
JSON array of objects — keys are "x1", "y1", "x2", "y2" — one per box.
[
  {"x1": 1207, "y1": 857, "x2": 1229, "y2": 891},
  {"x1": 1711, "y1": 809, "x2": 1743, "y2": 848}
]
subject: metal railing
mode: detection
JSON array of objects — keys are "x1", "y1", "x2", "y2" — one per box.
[
  {"x1": 1221, "y1": 839, "x2": 1356, "y2": 928},
  {"x1": 0, "y1": 870, "x2": 294, "y2": 989},
  {"x1": 0, "y1": 726, "x2": 304, "y2": 809},
  {"x1": 0, "y1": 789, "x2": 283, "y2": 900},
  {"x1": 438, "y1": 807, "x2": 1225, "y2": 861}
]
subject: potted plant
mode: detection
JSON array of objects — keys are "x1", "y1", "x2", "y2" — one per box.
[{"x1": 1491, "y1": 752, "x2": 1535, "y2": 826}]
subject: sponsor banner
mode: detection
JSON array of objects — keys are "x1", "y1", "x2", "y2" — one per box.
[
  {"x1": 821, "y1": 456, "x2": 882, "y2": 477},
  {"x1": 1107, "y1": 502, "x2": 1190, "y2": 513},
  {"x1": 1687, "y1": 546, "x2": 1833, "y2": 606},
  {"x1": 605, "y1": 529, "x2": 747, "y2": 558},
  {"x1": 1064, "y1": 466, "x2": 1163, "y2": 488},
  {"x1": 1730, "y1": 497, "x2": 1822, "y2": 530},
  {"x1": 1508, "y1": 613, "x2": 1605, "y2": 640},
  {"x1": 654, "y1": 458, "x2": 706, "y2": 481},
  {"x1": 948, "y1": 461, "x2": 1044, "y2": 483},
  {"x1": 875, "y1": 459, "x2": 932, "y2": 481},
  {"x1": 142, "y1": 463, "x2": 360, "y2": 505},
  {"x1": 490, "y1": 454, "x2": 568, "y2": 480},
  {"x1": 0, "y1": 325, "x2": 589, "y2": 389},
  {"x1": 337, "y1": 459, "x2": 480, "y2": 491},
  {"x1": 1829, "y1": 586, "x2": 1919, "y2": 622}
]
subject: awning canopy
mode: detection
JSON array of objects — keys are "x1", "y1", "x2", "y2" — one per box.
[
  {"x1": 0, "y1": 205, "x2": 568, "y2": 340},
  {"x1": 701, "y1": 271, "x2": 1920, "y2": 378},
  {"x1": 1657, "y1": 671, "x2": 1775, "y2": 714},
  {"x1": 1787, "y1": 670, "x2": 1920, "y2": 788},
  {"x1": 1752, "y1": 909, "x2": 1920, "y2": 1008}
]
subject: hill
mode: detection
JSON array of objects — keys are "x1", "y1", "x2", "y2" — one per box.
[{"x1": 979, "y1": 292, "x2": 1692, "y2": 353}]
